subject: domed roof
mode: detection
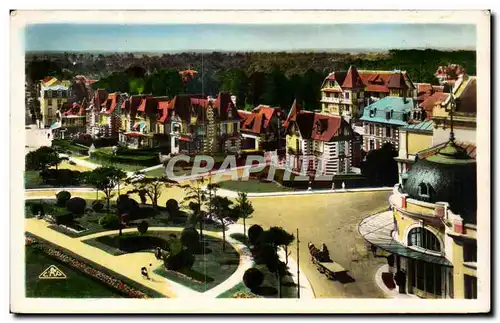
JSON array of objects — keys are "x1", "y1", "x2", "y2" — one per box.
[{"x1": 402, "y1": 140, "x2": 476, "y2": 224}]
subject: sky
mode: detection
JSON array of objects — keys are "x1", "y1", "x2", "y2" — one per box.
[{"x1": 24, "y1": 23, "x2": 476, "y2": 52}]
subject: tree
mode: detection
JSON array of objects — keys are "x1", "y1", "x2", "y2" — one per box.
[
  {"x1": 180, "y1": 227, "x2": 200, "y2": 252},
  {"x1": 25, "y1": 146, "x2": 68, "y2": 172},
  {"x1": 233, "y1": 192, "x2": 254, "y2": 240},
  {"x1": 209, "y1": 195, "x2": 234, "y2": 252},
  {"x1": 218, "y1": 68, "x2": 249, "y2": 107},
  {"x1": 86, "y1": 167, "x2": 127, "y2": 211},
  {"x1": 361, "y1": 143, "x2": 399, "y2": 187},
  {"x1": 243, "y1": 268, "x2": 264, "y2": 292},
  {"x1": 66, "y1": 197, "x2": 87, "y2": 216},
  {"x1": 248, "y1": 224, "x2": 264, "y2": 246},
  {"x1": 137, "y1": 220, "x2": 149, "y2": 234},
  {"x1": 126, "y1": 172, "x2": 176, "y2": 209},
  {"x1": 181, "y1": 177, "x2": 207, "y2": 239},
  {"x1": 267, "y1": 226, "x2": 295, "y2": 265},
  {"x1": 56, "y1": 191, "x2": 71, "y2": 206}
]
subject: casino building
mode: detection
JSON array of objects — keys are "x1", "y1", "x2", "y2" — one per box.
[{"x1": 359, "y1": 135, "x2": 477, "y2": 299}]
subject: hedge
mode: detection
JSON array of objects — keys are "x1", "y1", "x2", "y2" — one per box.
[
  {"x1": 90, "y1": 149, "x2": 159, "y2": 167},
  {"x1": 52, "y1": 139, "x2": 89, "y2": 155}
]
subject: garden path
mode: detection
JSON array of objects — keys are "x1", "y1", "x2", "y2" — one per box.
[{"x1": 25, "y1": 218, "x2": 256, "y2": 298}]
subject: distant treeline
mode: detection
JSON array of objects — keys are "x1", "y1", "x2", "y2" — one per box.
[{"x1": 26, "y1": 49, "x2": 476, "y2": 112}]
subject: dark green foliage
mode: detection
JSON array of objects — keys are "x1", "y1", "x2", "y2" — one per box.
[
  {"x1": 92, "y1": 200, "x2": 104, "y2": 212},
  {"x1": 90, "y1": 149, "x2": 159, "y2": 167},
  {"x1": 243, "y1": 268, "x2": 264, "y2": 291},
  {"x1": 52, "y1": 139, "x2": 89, "y2": 155},
  {"x1": 117, "y1": 235, "x2": 170, "y2": 253},
  {"x1": 99, "y1": 214, "x2": 121, "y2": 230},
  {"x1": 25, "y1": 146, "x2": 66, "y2": 172},
  {"x1": 166, "y1": 199, "x2": 179, "y2": 216},
  {"x1": 40, "y1": 169, "x2": 88, "y2": 187},
  {"x1": 137, "y1": 220, "x2": 149, "y2": 234},
  {"x1": 163, "y1": 249, "x2": 195, "y2": 271},
  {"x1": 56, "y1": 191, "x2": 71, "y2": 206},
  {"x1": 29, "y1": 203, "x2": 42, "y2": 216},
  {"x1": 54, "y1": 213, "x2": 75, "y2": 225},
  {"x1": 361, "y1": 143, "x2": 399, "y2": 186},
  {"x1": 66, "y1": 197, "x2": 87, "y2": 216},
  {"x1": 248, "y1": 224, "x2": 264, "y2": 245},
  {"x1": 180, "y1": 227, "x2": 200, "y2": 251}
]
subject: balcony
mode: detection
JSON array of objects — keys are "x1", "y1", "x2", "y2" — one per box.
[
  {"x1": 341, "y1": 98, "x2": 352, "y2": 105},
  {"x1": 321, "y1": 97, "x2": 341, "y2": 104}
]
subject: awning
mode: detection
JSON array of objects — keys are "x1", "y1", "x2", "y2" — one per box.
[
  {"x1": 133, "y1": 121, "x2": 146, "y2": 131},
  {"x1": 358, "y1": 211, "x2": 452, "y2": 266},
  {"x1": 50, "y1": 122, "x2": 62, "y2": 130},
  {"x1": 124, "y1": 132, "x2": 144, "y2": 137},
  {"x1": 179, "y1": 135, "x2": 192, "y2": 142}
]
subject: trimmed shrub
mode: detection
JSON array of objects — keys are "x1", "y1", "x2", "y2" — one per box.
[
  {"x1": 29, "y1": 203, "x2": 42, "y2": 216},
  {"x1": 243, "y1": 268, "x2": 264, "y2": 291},
  {"x1": 117, "y1": 195, "x2": 139, "y2": 215},
  {"x1": 137, "y1": 220, "x2": 149, "y2": 234},
  {"x1": 166, "y1": 199, "x2": 179, "y2": 216},
  {"x1": 99, "y1": 214, "x2": 121, "y2": 229},
  {"x1": 180, "y1": 227, "x2": 200, "y2": 251},
  {"x1": 56, "y1": 191, "x2": 71, "y2": 206},
  {"x1": 41, "y1": 169, "x2": 89, "y2": 187},
  {"x1": 54, "y1": 213, "x2": 74, "y2": 225},
  {"x1": 66, "y1": 197, "x2": 87, "y2": 216},
  {"x1": 248, "y1": 224, "x2": 264, "y2": 246},
  {"x1": 92, "y1": 200, "x2": 104, "y2": 212},
  {"x1": 164, "y1": 249, "x2": 195, "y2": 271}
]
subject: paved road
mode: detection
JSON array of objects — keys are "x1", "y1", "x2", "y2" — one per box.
[
  {"x1": 25, "y1": 126, "x2": 52, "y2": 153},
  {"x1": 245, "y1": 190, "x2": 391, "y2": 298}
]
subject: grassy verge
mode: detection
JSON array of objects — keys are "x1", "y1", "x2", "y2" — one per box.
[
  {"x1": 25, "y1": 233, "x2": 166, "y2": 298},
  {"x1": 153, "y1": 235, "x2": 240, "y2": 293},
  {"x1": 218, "y1": 178, "x2": 294, "y2": 193},
  {"x1": 25, "y1": 245, "x2": 123, "y2": 298}
]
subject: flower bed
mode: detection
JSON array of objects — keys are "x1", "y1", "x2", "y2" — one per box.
[{"x1": 25, "y1": 237, "x2": 148, "y2": 298}]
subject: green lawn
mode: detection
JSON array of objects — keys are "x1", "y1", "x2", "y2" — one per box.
[
  {"x1": 143, "y1": 167, "x2": 166, "y2": 178},
  {"x1": 92, "y1": 159, "x2": 148, "y2": 172},
  {"x1": 218, "y1": 179, "x2": 294, "y2": 193},
  {"x1": 25, "y1": 245, "x2": 123, "y2": 298},
  {"x1": 24, "y1": 171, "x2": 45, "y2": 189},
  {"x1": 153, "y1": 235, "x2": 240, "y2": 293}
]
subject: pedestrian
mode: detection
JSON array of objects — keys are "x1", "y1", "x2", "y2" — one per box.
[
  {"x1": 155, "y1": 247, "x2": 162, "y2": 260},
  {"x1": 148, "y1": 264, "x2": 153, "y2": 277},
  {"x1": 141, "y1": 266, "x2": 149, "y2": 280}
]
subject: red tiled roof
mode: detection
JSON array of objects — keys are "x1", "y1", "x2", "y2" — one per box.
[
  {"x1": 388, "y1": 73, "x2": 407, "y2": 89},
  {"x1": 62, "y1": 102, "x2": 85, "y2": 117},
  {"x1": 417, "y1": 83, "x2": 432, "y2": 95},
  {"x1": 291, "y1": 111, "x2": 346, "y2": 142},
  {"x1": 419, "y1": 92, "x2": 450, "y2": 120},
  {"x1": 311, "y1": 114, "x2": 342, "y2": 141},
  {"x1": 241, "y1": 105, "x2": 281, "y2": 134},
  {"x1": 43, "y1": 76, "x2": 54, "y2": 83},
  {"x1": 157, "y1": 99, "x2": 173, "y2": 123},
  {"x1": 283, "y1": 100, "x2": 300, "y2": 129},
  {"x1": 342, "y1": 66, "x2": 364, "y2": 89},
  {"x1": 137, "y1": 98, "x2": 148, "y2": 112},
  {"x1": 104, "y1": 93, "x2": 118, "y2": 114}
]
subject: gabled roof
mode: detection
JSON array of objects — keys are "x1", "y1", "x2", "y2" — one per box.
[
  {"x1": 388, "y1": 73, "x2": 407, "y2": 89},
  {"x1": 283, "y1": 99, "x2": 300, "y2": 129},
  {"x1": 61, "y1": 102, "x2": 86, "y2": 117},
  {"x1": 342, "y1": 66, "x2": 364, "y2": 89},
  {"x1": 419, "y1": 92, "x2": 450, "y2": 119},
  {"x1": 292, "y1": 111, "x2": 347, "y2": 142},
  {"x1": 157, "y1": 99, "x2": 173, "y2": 123},
  {"x1": 240, "y1": 105, "x2": 281, "y2": 134}
]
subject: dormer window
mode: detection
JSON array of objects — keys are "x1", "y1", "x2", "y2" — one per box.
[
  {"x1": 227, "y1": 108, "x2": 232, "y2": 119},
  {"x1": 385, "y1": 111, "x2": 391, "y2": 120},
  {"x1": 418, "y1": 182, "x2": 431, "y2": 199},
  {"x1": 369, "y1": 109, "x2": 374, "y2": 118}
]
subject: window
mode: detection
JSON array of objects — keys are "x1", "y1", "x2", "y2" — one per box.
[
  {"x1": 369, "y1": 109, "x2": 374, "y2": 118},
  {"x1": 47, "y1": 90, "x2": 52, "y2": 98},
  {"x1": 408, "y1": 227, "x2": 441, "y2": 252},
  {"x1": 386, "y1": 126, "x2": 391, "y2": 137},
  {"x1": 345, "y1": 92, "x2": 350, "y2": 99},
  {"x1": 369, "y1": 124, "x2": 375, "y2": 135},
  {"x1": 463, "y1": 241, "x2": 477, "y2": 262},
  {"x1": 464, "y1": 275, "x2": 477, "y2": 299},
  {"x1": 227, "y1": 109, "x2": 233, "y2": 119},
  {"x1": 352, "y1": 92, "x2": 356, "y2": 99},
  {"x1": 369, "y1": 139, "x2": 374, "y2": 151},
  {"x1": 419, "y1": 182, "x2": 430, "y2": 198},
  {"x1": 57, "y1": 90, "x2": 62, "y2": 97},
  {"x1": 174, "y1": 138, "x2": 179, "y2": 148},
  {"x1": 338, "y1": 141, "x2": 345, "y2": 155}
]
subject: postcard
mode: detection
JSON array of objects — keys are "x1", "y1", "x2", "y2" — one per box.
[{"x1": 10, "y1": 10, "x2": 491, "y2": 314}]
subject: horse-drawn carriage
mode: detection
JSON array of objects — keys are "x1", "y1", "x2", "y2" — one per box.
[{"x1": 308, "y1": 242, "x2": 347, "y2": 281}]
